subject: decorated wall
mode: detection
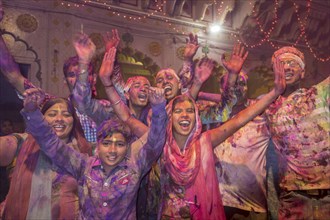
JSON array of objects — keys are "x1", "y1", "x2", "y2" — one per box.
[{"x1": 1, "y1": 0, "x2": 329, "y2": 105}]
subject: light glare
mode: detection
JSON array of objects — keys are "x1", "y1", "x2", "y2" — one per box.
[{"x1": 210, "y1": 24, "x2": 221, "y2": 33}]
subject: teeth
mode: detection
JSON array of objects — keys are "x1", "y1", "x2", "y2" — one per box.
[
  {"x1": 54, "y1": 125, "x2": 64, "y2": 128},
  {"x1": 179, "y1": 120, "x2": 190, "y2": 126},
  {"x1": 53, "y1": 125, "x2": 65, "y2": 131},
  {"x1": 138, "y1": 94, "x2": 147, "y2": 100},
  {"x1": 108, "y1": 156, "x2": 116, "y2": 160},
  {"x1": 164, "y1": 85, "x2": 171, "y2": 91}
]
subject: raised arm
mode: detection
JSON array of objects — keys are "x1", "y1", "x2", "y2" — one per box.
[
  {"x1": 103, "y1": 29, "x2": 126, "y2": 101},
  {"x1": 0, "y1": 31, "x2": 25, "y2": 93},
  {"x1": 21, "y1": 88, "x2": 87, "y2": 179},
  {"x1": 221, "y1": 43, "x2": 248, "y2": 92},
  {"x1": 135, "y1": 87, "x2": 167, "y2": 173},
  {"x1": 99, "y1": 47, "x2": 148, "y2": 137},
  {"x1": 178, "y1": 33, "x2": 199, "y2": 90},
  {"x1": 208, "y1": 58, "x2": 286, "y2": 146},
  {"x1": 72, "y1": 33, "x2": 115, "y2": 125},
  {"x1": 188, "y1": 58, "x2": 215, "y2": 99}
]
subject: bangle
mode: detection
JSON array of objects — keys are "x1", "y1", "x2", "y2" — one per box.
[
  {"x1": 112, "y1": 99, "x2": 121, "y2": 106},
  {"x1": 104, "y1": 84, "x2": 114, "y2": 88}
]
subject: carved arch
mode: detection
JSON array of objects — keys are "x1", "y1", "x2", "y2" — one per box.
[{"x1": 0, "y1": 28, "x2": 42, "y2": 85}]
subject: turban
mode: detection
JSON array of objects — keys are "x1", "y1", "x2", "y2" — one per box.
[{"x1": 272, "y1": 46, "x2": 305, "y2": 69}]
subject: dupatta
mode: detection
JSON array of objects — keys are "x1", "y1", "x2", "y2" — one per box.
[{"x1": 163, "y1": 95, "x2": 225, "y2": 219}]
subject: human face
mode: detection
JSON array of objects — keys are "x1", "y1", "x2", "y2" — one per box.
[
  {"x1": 65, "y1": 64, "x2": 95, "y2": 92},
  {"x1": 126, "y1": 77, "x2": 150, "y2": 107},
  {"x1": 172, "y1": 100, "x2": 196, "y2": 138},
  {"x1": 64, "y1": 64, "x2": 79, "y2": 91},
  {"x1": 44, "y1": 102, "x2": 74, "y2": 142},
  {"x1": 279, "y1": 57, "x2": 304, "y2": 86},
  {"x1": 155, "y1": 69, "x2": 181, "y2": 101},
  {"x1": 0, "y1": 121, "x2": 14, "y2": 135},
  {"x1": 98, "y1": 132, "x2": 128, "y2": 174}
]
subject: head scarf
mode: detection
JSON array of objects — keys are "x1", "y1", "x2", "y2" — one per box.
[
  {"x1": 272, "y1": 46, "x2": 305, "y2": 69},
  {"x1": 164, "y1": 95, "x2": 202, "y2": 187},
  {"x1": 162, "y1": 95, "x2": 225, "y2": 219}
]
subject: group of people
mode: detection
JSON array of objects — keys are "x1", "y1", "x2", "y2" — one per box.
[{"x1": 0, "y1": 5, "x2": 329, "y2": 220}]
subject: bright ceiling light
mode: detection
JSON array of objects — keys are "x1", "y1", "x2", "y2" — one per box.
[{"x1": 209, "y1": 23, "x2": 221, "y2": 33}]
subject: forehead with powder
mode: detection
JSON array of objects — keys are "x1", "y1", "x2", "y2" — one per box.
[
  {"x1": 156, "y1": 68, "x2": 179, "y2": 81},
  {"x1": 124, "y1": 76, "x2": 150, "y2": 92}
]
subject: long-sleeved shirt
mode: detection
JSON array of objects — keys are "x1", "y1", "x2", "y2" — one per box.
[
  {"x1": 22, "y1": 101, "x2": 167, "y2": 219},
  {"x1": 20, "y1": 78, "x2": 98, "y2": 143}
]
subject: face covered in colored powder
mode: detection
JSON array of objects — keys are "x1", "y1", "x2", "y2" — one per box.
[
  {"x1": 272, "y1": 47, "x2": 305, "y2": 87},
  {"x1": 155, "y1": 69, "x2": 181, "y2": 101},
  {"x1": 98, "y1": 132, "x2": 128, "y2": 173},
  {"x1": 124, "y1": 76, "x2": 150, "y2": 108},
  {"x1": 278, "y1": 55, "x2": 305, "y2": 86},
  {"x1": 44, "y1": 102, "x2": 74, "y2": 142},
  {"x1": 172, "y1": 99, "x2": 196, "y2": 139}
]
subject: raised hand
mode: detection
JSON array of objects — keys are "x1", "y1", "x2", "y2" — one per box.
[
  {"x1": 104, "y1": 29, "x2": 120, "y2": 52},
  {"x1": 99, "y1": 47, "x2": 117, "y2": 86},
  {"x1": 273, "y1": 58, "x2": 286, "y2": 95},
  {"x1": 194, "y1": 58, "x2": 215, "y2": 85},
  {"x1": 221, "y1": 43, "x2": 248, "y2": 75},
  {"x1": 184, "y1": 33, "x2": 199, "y2": 60},
  {"x1": 23, "y1": 88, "x2": 45, "y2": 112},
  {"x1": 73, "y1": 32, "x2": 96, "y2": 64},
  {"x1": 147, "y1": 87, "x2": 165, "y2": 105}
]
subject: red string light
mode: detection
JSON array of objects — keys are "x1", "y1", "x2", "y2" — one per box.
[{"x1": 233, "y1": 0, "x2": 328, "y2": 62}]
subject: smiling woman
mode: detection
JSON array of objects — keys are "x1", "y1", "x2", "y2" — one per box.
[
  {"x1": 0, "y1": 97, "x2": 91, "y2": 219},
  {"x1": 17, "y1": 85, "x2": 168, "y2": 219}
]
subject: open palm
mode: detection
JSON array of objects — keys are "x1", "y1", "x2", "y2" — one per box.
[{"x1": 222, "y1": 43, "x2": 248, "y2": 75}]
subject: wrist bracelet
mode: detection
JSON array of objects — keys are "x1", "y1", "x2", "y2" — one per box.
[
  {"x1": 104, "y1": 84, "x2": 114, "y2": 88},
  {"x1": 112, "y1": 99, "x2": 121, "y2": 106}
]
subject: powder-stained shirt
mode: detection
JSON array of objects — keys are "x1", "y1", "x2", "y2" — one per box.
[
  {"x1": 22, "y1": 79, "x2": 98, "y2": 143},
  {"x1": 22, "y1": 102, "x2": 167, "y2": 220},
  {"x1": 214, "y1": 99, "x2": 271, "y2": 212},
  {"x1": 196, "y1": 84, "x2": 237, "y2": 125},
  {"x1": 265, "y1": 76, "x2": 330, "y2": 191}
]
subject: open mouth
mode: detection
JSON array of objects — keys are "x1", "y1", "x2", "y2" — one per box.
[
  {"x1": 178, "y1": 120, "x2": 190, "y2": 130},
  {"x1": 106, "y1": 155, "x2": 117, "y2": 161},
  {"x1": 53, "y1": 124, "x2": 65, "y2": 132},
  {"x1": 138, "y1": 93, "x2": 147, "y2": 101},
  {"x1": 164, "y1": 85, "x2": 172, "y2": 94},
  {"x1": 285, "y1": 73, "x2": 294, "y2": 80}
]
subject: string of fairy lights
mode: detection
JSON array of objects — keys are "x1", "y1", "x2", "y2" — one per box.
[
  {"x1": 59, "y1": 0, "x2": 329, "y2": 62},
  {"x1": 232, "y1": 0, "x2": 329, "y2": 62}
]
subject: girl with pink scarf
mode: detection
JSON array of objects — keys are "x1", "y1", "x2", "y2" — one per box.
[{"x1": 158, "y1": 60, "x2": 285, "y2": 219}]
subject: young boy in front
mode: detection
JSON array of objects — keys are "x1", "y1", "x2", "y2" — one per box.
[{"x1": 21, "y1": 87, "x2": 167, "y2": 219}]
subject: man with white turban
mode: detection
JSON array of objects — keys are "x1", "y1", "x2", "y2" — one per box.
[{"x1": 266, "y1": 46, "x2": 330, "y2": 219}]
